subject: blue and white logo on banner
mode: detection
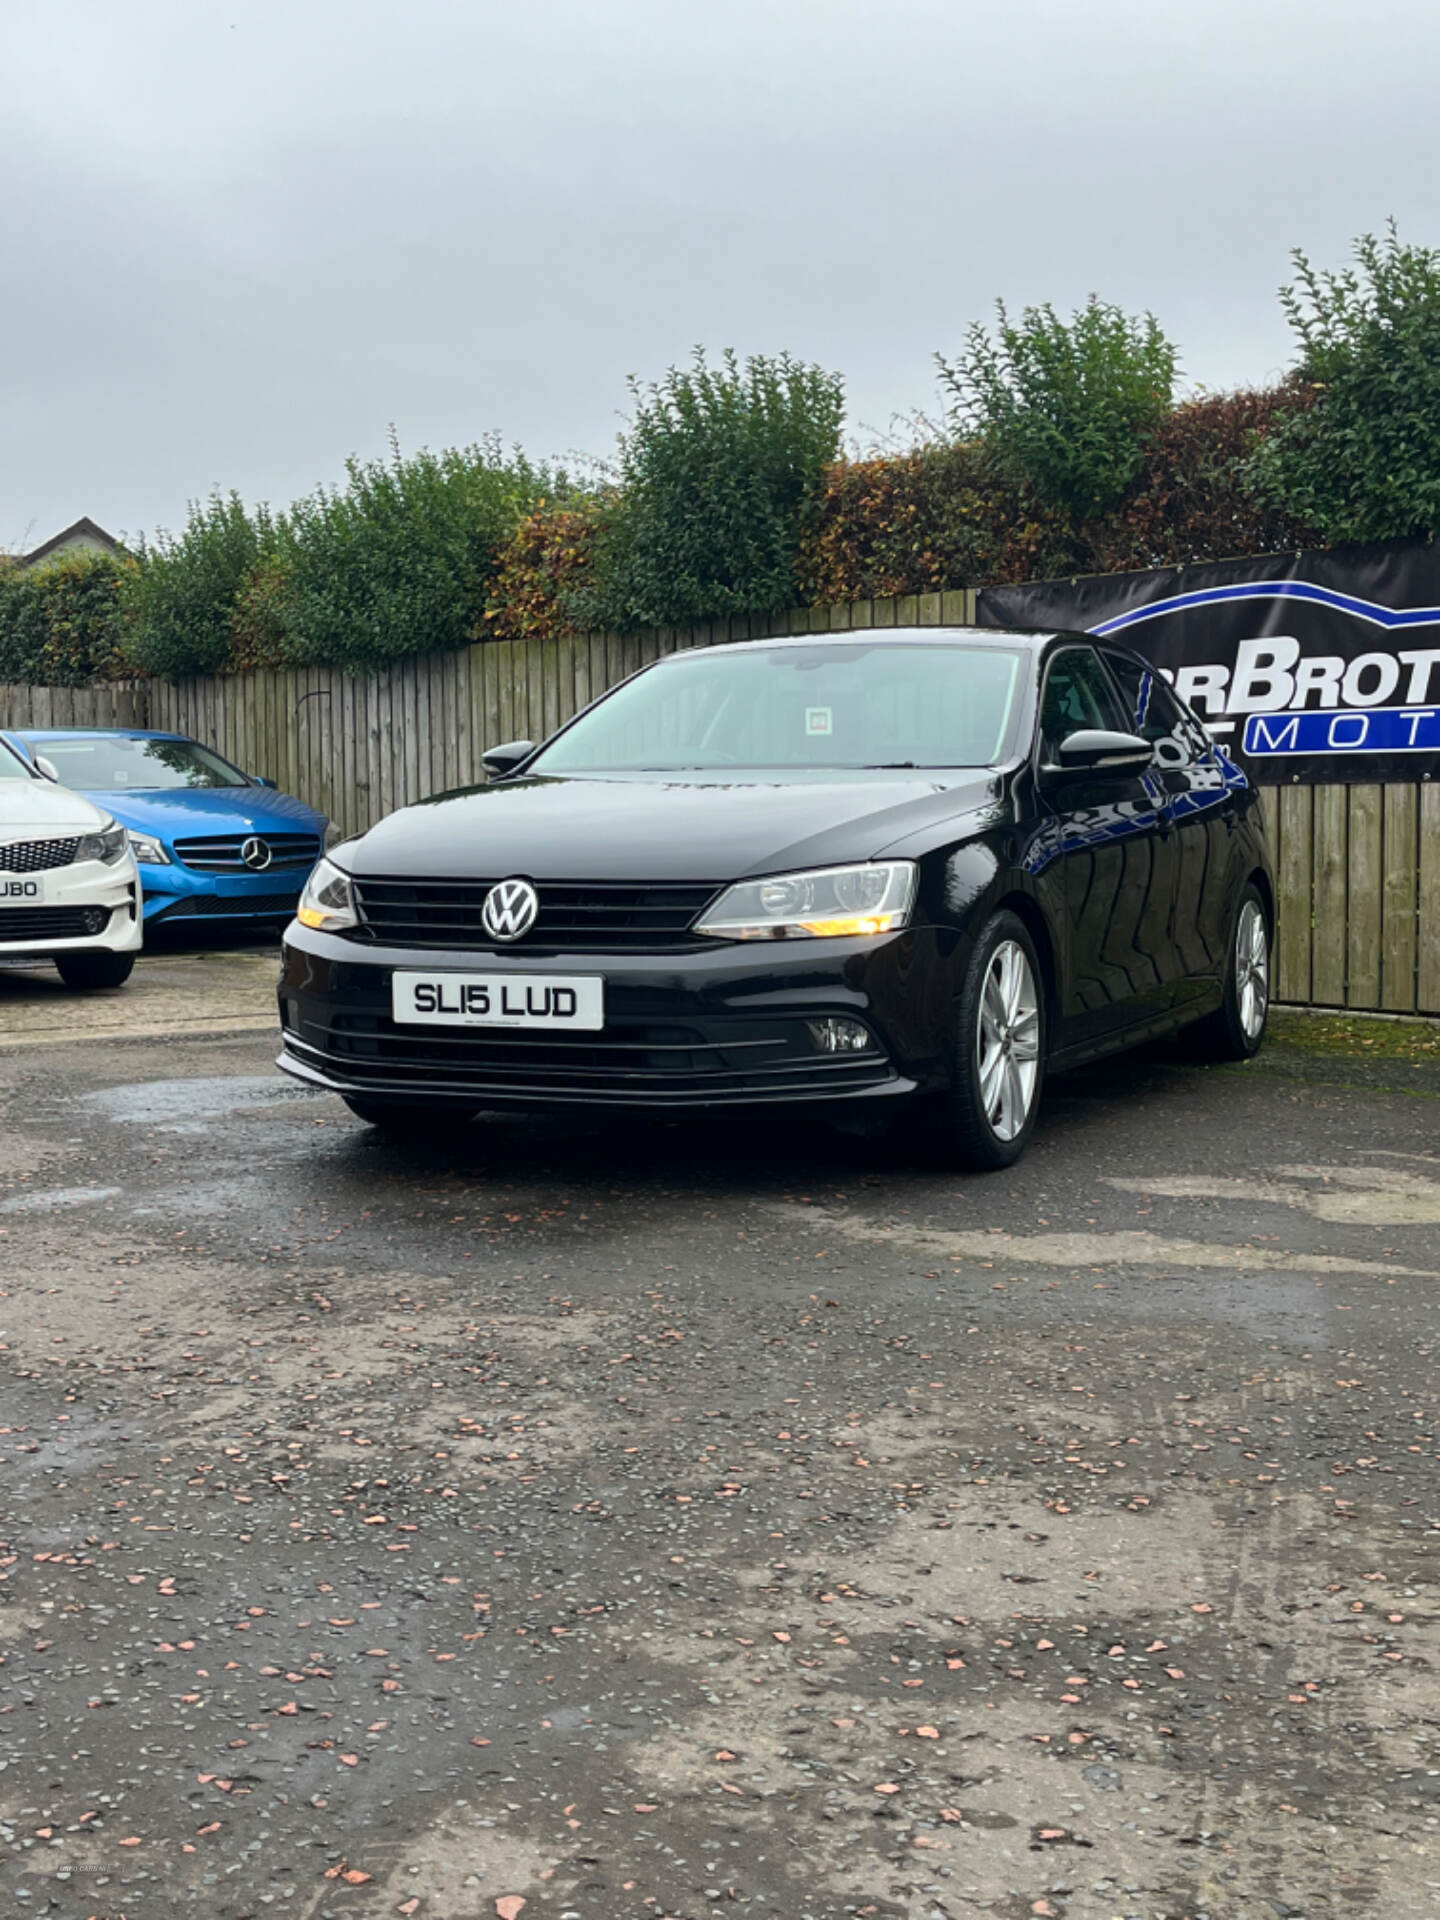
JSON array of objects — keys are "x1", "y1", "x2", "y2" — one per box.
[{"x1": 1243, "y1": 705, "x2": 1440, "y2": 757}]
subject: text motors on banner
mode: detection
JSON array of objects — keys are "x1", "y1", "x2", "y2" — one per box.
[{"x1": 975, "y1": 538, "x2": 1440, "y2": 784}]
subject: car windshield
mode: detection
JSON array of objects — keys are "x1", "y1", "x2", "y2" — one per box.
[
  {"x1": 23, "y1": 735, "x2": 249, "y2": 790},
  {"x1": 529, "y1": 642, "x2": 1027, "y2": 774}
]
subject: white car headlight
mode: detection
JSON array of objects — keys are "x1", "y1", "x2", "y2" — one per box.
[
  {"x1": 76, "y1": 821, "x2": 131, "y2": 865},
  {"x1": 297, "y1": 856, "x2": 358, "y2": 932},
  {"x1": 126, "y1": 829, "x2": 170, "y2": 866},
  {"x1": 695, "y1": 861, "x2": 917, "y2": 940}
]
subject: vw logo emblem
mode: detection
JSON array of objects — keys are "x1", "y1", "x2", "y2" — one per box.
[
  {"x1": 240, "y1": 836, "x2": 273, "y2": 871},
  {"x1": 481, "y1": 876, "x2": 539, "y2": 943}
]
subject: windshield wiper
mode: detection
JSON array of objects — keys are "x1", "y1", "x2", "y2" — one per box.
[{"x1": 859, "y1": 761, "x2": 919, "y2": 769}]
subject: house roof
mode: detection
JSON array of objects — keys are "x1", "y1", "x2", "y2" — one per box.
[{"x1": 19, "y1": 517, "x2": 129, "y2": 568}]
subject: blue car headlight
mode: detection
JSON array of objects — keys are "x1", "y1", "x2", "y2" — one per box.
[{"x1": 127, "y1": 830, "x2": 171, "y2": 866}]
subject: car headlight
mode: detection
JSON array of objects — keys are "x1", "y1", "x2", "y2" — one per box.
[
  {"x1": 324, "y1": 822, "x2": 344, "y2": 851},
  {"x1": 126, "y1": 829, "x2": 170, "y2": 866},
  {"x1": 695, "y1": 861, "x2": 917, "y2": 940},
  {"x1": 76, "y1": 822, "x2": 131, "y2": 865},
  {"x1": 296, "y1": 856, "x2": 358, "y2": 932}
]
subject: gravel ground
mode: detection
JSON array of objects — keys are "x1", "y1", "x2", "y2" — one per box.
[{"x1": 1, "y1": 982, "x2": 1438, "y2": 1920}]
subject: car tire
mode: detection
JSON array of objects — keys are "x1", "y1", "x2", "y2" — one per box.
[
  {"x1": 1192, "y1": 882, "x2": 1270, "y2": 1061},
  {"x1": 926, "y1": 909, "x2": 1046, "y2": 1170},
  {"x1": 341, "y1": 1097, "x2": 478, "y2": 1130},
  {"x1": 54, "y1": 951, "x2": 135, "y2": 991}
]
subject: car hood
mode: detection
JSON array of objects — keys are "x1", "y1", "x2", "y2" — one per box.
[
  {"x1": 0, "y1": 780, "x2": 111, "y2": 837},
  {"x1": 81, "y1": 786, "x2": 327, "y2": 840},
  {"x1": 344, "y1": 770, "x2": 1001, "y2": 882}
]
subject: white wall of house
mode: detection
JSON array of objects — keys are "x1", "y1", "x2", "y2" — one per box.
[
  {"x1": 25, "y1": 528, "x2": 113, "y2": 567},
  {"x1": 16, "y1": 519, "x2": 127, "y2": 571}
]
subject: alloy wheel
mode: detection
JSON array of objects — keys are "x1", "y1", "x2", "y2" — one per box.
[
  {"x1": 977, "y1": 939, "x2": 1040, "y2": 1142},
  {"x1": 1236, "y1": 898, "x2": 1269, "y2": 1041}
]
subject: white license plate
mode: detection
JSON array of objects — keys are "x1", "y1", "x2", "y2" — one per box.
[
  {"x1": 0, "y1": 875, "x2": 50, "y2": 906},
  {"x1": 392, "y1": 970, "x2": 604, "y2": 1031}
]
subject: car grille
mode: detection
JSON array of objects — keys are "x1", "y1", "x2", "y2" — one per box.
[
  {"x1": 153, "y1": 892, "x2": 301, "y2": 920},
  {"x1": 0, "y1": 906, "x2": 109, "y2": 943},
  {"x1": 284, "y1": 1009, "x2": 894, "y2": 1106},
  {"x1": 173, "y1": 833, "x2": 321, "y2": 873},
  {"x1": 346, "y1": 878, "x2": 723, "y2": 952},
  {"x1": 0, "y1": 837, "x2": 80, "y2": 874}
]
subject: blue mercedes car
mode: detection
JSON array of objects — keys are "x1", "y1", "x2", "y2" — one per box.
[{"x1": 1, "y1": 728, "x2": 334, "y2": 930}]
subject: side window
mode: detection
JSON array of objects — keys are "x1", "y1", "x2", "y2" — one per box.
[
  {"x1": 1039, "y1": 647, "x2": 1128, "y2": 762},
  {"x1": 1102, "y1": 650, "x2": 1210, "y2": 767}
]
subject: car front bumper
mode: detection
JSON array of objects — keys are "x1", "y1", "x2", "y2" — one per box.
[
  {"x1": 0, "y1": 859, "x2": 143, "y2": 956},
  {"x1": 138, "y1": 865, "x2": 308, "y2": 924},
  {"x1": 276, "y1": 922, "x2": 955, "y2": 1110}
]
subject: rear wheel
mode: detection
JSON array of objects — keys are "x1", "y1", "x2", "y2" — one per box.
[
  {"x1": 926, "y1": 910, "x2": 1046, "y2": 1170},
  {"x1": 341, "y1": 1096, "x2": 477, "y2": 1131},
  {"x1": 55, "y1": 951, "x2": 134, "y2": 991},
  {"x1": 1192, "y1": 883, "x2": 1270, "y2": 1060}
]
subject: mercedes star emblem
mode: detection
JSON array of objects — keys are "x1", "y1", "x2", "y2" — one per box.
[{"x1": 240, "y1": 836, "x2": 273, "y2": 871}]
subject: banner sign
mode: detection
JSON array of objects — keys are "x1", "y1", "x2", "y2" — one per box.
[{"x1": 976, "y1": 538, "x2": 1440, "y2": 784}]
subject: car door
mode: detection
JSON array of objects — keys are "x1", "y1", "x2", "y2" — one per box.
[
  {"x1": 1100, "y1": 649, "x2": 1233, "y2": 1009},
  {"x1": 1029, "y1": 644, "x2": 1179, "y2": 1052}
]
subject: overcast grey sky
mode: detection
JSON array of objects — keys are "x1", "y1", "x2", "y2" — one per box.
[{"x1": 3, "y1": 0, "x2": 1437, "y2": 549}]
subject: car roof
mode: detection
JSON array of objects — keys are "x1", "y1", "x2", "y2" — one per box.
[
  {"x1": 13, "y1": 727, "x2": 190, "y2": 741},
  {"x1": 662, "y1": 625, "x2": 1069, "y2": 661}
]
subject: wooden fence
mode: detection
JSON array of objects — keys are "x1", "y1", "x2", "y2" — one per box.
[
  {"x1": 4, "y1": 585, "x2": 1438, "y2": 1016},
  {"x1": 1262, "y1": 783, "x2": 1439, "y2": 1014}
]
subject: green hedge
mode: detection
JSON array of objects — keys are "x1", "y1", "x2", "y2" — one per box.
[
  {"x1": 119, "y1": 441, "x2": 558, "y2": 680},
  {"x1": 576, "y1": 349, "x2": 845, "y2": 631},
  {"x1": 277, "y1": 439, "x2": 557, "y2": 671},
  {"x1": 1248, "y1": 225, "x2": 1440, "y2": 542},
  {"x1": 0, "y1": 551, "x2": 131, "y2": 686},
  {"x1": 123, "y1": 493, "x2": 281, "y2": 678},
  {"x1": 938, "y1": 296, "x2": 1178, "y2": 521}
]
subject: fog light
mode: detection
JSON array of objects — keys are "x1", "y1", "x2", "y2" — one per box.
[{"x1": 807, "y1": 1017, "x2": 873, "y2": 1054}]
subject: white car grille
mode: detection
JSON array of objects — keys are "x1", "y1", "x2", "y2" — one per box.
[{"x1": 0, "y1": 836, "x2": 81, "y2": 874}]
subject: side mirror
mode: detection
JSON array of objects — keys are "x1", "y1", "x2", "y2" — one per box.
[
  {"x1": 251, "y1": 774, "x2": 278, "y2": 789},
  {"x1": 33, "y1": 754, "x2": 60, "y2": 782},
  {"x1": 481, "y1": 739, "x2": 536, "y2": 778},
  {"x1": 1046, "y1": 729, "x2": 1153, "y2": 779}
]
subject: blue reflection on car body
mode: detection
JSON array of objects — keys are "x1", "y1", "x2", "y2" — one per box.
[{"x1": 1, "y1": 727, "x2": 330, "y2": 929}]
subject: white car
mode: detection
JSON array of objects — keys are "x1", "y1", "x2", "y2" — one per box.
[{"x1": 0, "y1": 735, "x2": 142, "y2": 989}]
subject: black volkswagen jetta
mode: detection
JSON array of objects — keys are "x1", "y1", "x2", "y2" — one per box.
[{"x1": 278, "y1": 627, "x2": 1273, "y2": 1167}]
